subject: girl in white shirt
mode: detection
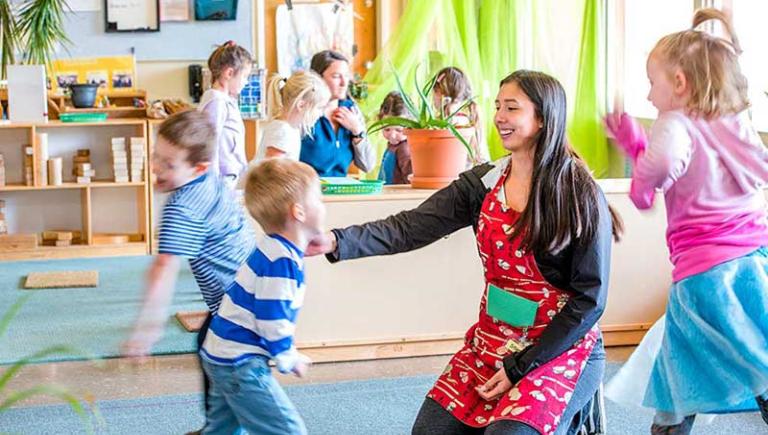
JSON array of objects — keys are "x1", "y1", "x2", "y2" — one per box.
[{"x1": 254, "y1": 71, "x2": 331, "y2": 162}]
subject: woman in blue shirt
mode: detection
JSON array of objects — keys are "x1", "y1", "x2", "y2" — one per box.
[{"x1": 300, "y1": 50, "x2": 376, "y2": 177}]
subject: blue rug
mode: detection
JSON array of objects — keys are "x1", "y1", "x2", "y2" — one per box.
[
  {"x1": 0, "y1": 256, "x2": 205, "y2": 365},
  {"x1": 0, "y1": 365, "x2": 765, "y2": 434}
]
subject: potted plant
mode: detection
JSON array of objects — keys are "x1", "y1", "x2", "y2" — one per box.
[
  {"x1": 368, "y1": 67, "x2": 475, "y2": 189},
  {"x1": 0, "y1": 0, "x2": 71, "y2": 79}
]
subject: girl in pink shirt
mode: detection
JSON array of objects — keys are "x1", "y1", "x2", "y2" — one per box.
[{"x1": 604, "y1": 9, "x2": 768, "y2": 434}]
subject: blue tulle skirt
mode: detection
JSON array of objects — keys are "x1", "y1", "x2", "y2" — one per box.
[{"x1": 607, "y1": 247, "x2": 768, "y2": 424}]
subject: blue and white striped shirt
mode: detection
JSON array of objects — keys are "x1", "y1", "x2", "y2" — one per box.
[
  {"x1": 158, "y1": 172, "x2": 253, "y2": 312},
  {"x1": 201, "y1": 234, "x2": 305, "y2": 373}
]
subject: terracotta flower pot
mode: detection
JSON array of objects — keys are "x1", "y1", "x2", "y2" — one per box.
[{"x1": 406, "y1": 128, "x2": 471, "y2": 189}]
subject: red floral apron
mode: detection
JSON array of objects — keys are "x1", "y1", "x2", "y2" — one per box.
[{"x1": 426, "y1": 166, "x2": 598, "y2": 435}]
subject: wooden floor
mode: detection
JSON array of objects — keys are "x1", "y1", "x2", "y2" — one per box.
[{"x1": 6, "y1": 347, "x2": 636, "y2": 407}]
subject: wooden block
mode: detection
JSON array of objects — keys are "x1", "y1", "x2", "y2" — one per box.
[
  {"x1": 92, "y1": 233, "x2": 130, "y2": 245},
  {"x1": 47, "y1": 158, "x2": 63, "y2": 186},
  {"x1": 24, "y1": 271, "x2": 99, "y2": 289},
  {"x1": 77, "y1": 149, "x2": 91, "y2": 157},
  {"x1": 54, "y1": 239, "x2": 71, "y2": 247},
  {"x1": 175, "y1": 310, "x2": 209, "y2": 332},
  {"x1": 128, "y1": 233, "x2": 144, "y2": 242},
  {"x1": 75, "y1": 167, "x2": 95, "y2": 177},
  {"x1": 73, "y1": 156, "x2": 91, "y2": 164},
  {"x1": 42, "y1": 230, "x2": 73, "y2": 241},
  {"x1": 41, "y1": 229, "x2": 82, "y2": 243},
  {"x1": 0, "y1": 234, "x2": 38, "y2": 251}
]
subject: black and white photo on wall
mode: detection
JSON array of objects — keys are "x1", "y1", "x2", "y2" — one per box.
[
  {"x1": 195, "y1": 0, "x2": 238, "y2": 21},
  {"x1": 105, "y1": 0, "x2": 161, "y2": 32}
]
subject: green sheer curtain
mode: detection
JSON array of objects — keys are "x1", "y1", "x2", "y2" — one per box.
[
  {"x1": 478, "y1": 0, "x2": 521, "y2": 160},
  {"x1": 566, "y1": 0, "x2": 610, "y2": 177},
  {"x1": 361, "y1": 0, "x2": 611, "y2": 176}
]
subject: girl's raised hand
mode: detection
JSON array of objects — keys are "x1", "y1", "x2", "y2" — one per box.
[{"x1": 604, "y1": 112, "x2": 647, "y2": 162}]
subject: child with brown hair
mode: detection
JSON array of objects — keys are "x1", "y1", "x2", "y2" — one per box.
[
  {"x1": 200, "y1": 159, "x2": 325, "y2": 435},
  {"x1": 198, "y1": 40, "x2": 253, "y2": 187},
  {"x1": 605, "y1": 8, "x2": 768, "y2": 434},
  {"x1": 433, "y1": 66, "x2": 490, "y2": 165},
  {"x1": 252, "y1": 71, "x2": 330, "y2": 162},
  {"x1": 377, "y1": 91, "x2": 413, "y2": 184},
  {"x1": 121, "y1": 110, "x2": 253, "y2": 434}
]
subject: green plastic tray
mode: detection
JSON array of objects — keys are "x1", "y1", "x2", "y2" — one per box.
[
  {"x1": 321, "y1": 179, "x2": 384, "y2": 195},
  {"x1": 59, "y1": 113, "x2": 108, "y2": 123}
]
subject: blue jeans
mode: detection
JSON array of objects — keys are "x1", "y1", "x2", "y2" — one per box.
[{"x1": 201, "y1": 356, "x2": 306, "y2": 435}]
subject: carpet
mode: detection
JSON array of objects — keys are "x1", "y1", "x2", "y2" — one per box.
[
  {"x1": 0, "y1": 256, "x2": 205, "y2": 365},
  {"x1": 1, "y1": 365, "x2": 766, "y2": 434}
]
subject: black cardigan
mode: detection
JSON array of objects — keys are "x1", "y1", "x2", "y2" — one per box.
[{"x1": 327, "y1": 160, "x2": 613, "y2": 384}]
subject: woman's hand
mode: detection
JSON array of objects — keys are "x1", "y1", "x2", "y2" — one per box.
[
  {"x1": 306, "y1": 231, "x2": 337, "y2": 256},
  {"x1": 332, "y1": 106, "x2": 364, "y2": 137},
  {"x1": 604, "y1": 112, "x2": 647, "y2": 162},
  {"x1": 476, "y1": 368, "x2": 513, "y2": 401}
]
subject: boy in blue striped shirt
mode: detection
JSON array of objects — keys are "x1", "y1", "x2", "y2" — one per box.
[
  {"x1": 121, "y1": 111, "x2": 253, "y2": 434},
  {"x1": 200, "y1": 158, "x2": 325, "y2": 435}
]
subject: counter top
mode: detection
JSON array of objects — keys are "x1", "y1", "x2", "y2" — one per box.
[
  {"x1": 320, "y1": 179, "x2": 635, "y2": 203},
  {"x1": 322, "y1": 185, "x2": 437, "y2": 203}
]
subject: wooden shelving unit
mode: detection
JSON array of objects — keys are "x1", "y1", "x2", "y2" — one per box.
[
  {"x1": 48, "y1": 90, "x2": 148, "y2": 120},
  {"x1": 0, "y1": 119, "x2": 151, "y2": 260}
]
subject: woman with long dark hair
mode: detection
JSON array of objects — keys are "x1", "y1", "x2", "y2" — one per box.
[{"x1": 309, "y1": 70, "x2": 622, "y2": 434}]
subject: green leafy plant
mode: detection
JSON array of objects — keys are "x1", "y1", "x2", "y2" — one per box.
[
  {"x1": 0, "y1": 295, "x2": 100, "y2": 434},
  {"x1": 0, "y1": 0, "x2": 71, "y2": 79},
  {"x1": 367, "y1": 65, "x2": 474, "y2": 158},
  {"x1": 16, "y1": 0, "x2": 70, "y2": 66},
  {"x1": 0, "y1": 0, "x2": 17, "y2": 79}
]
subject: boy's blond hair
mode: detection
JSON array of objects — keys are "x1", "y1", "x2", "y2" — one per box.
[
  {"x1": 244, "y1": 159, "x2": 319, "y2": 232},
  {"x1": 157, "y1": 110, "x2": 216, "y2": 165},
  {"x1": 652, "y1": 8, "x2": 749, "y2": 118},
  {"x1": 266, "y1": 71, "x2": 330, "y2": 136}
]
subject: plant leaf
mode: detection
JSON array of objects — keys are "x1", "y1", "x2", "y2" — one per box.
[
  {"x1": 368, "y1": 116, "x2": 421, "y2": 135},
  {"x1": 387, "y1": 61, "x2": 419, "y2": 120},
  {"x1": 0, "y1": 0, "x2": 18, "y2": 79},
  {"x1": 447, "y1": 123, "x2": 475, "y2": 158},
  {"x1": 445, "y1": 98, "x2": 475, "y2": 123},
  {"x1": 0, "y1": 295, "x2": 30, "y2": 338},
  {"x1": 0, "y1": 385, "x2": 96, "y2": 434},
  {"x1": 0, "y1": 344, "x2": 94, "y2": 392},
  {"x1": 413, "y1": 65, "x2": 435, "y2": 122}
]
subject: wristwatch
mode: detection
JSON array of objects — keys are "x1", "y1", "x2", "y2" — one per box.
[{"x1": 351, "y1": 130, "x2": 367, "y2": 139}]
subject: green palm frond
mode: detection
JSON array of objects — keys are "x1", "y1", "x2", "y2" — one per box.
[
  {"x1": 0, "y1": 0, "x2": 18, "y2": 79},
  {"x1": 16, "y1": 0, "x2": 70, "y2": 66}
]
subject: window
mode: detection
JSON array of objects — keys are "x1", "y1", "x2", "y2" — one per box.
[
  {"x1": 621, "y1": 0, "x2": 693, "y2": 119},
  {"x1": 620, "y1": 0, "x2": 766, "y2": 131},
  {"x1": 731, "y1": 0, "x2": 768, "y2": 131}
]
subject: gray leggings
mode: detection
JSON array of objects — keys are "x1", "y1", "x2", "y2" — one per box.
[{"x1": 412, "y1": 341, "x2": 606, "y2": 435}]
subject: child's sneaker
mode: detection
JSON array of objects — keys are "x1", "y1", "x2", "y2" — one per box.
[
  {"x1": 650, "y1": 415, "x2": 695, "y2": 435},
  {"x1": 757, "y1": 394, "x2": 768, "y2": 425}
]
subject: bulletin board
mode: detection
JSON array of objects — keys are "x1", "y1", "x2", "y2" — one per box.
[{"x1": 54, "y1": 1, "x2": 253, "y2": 61}]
